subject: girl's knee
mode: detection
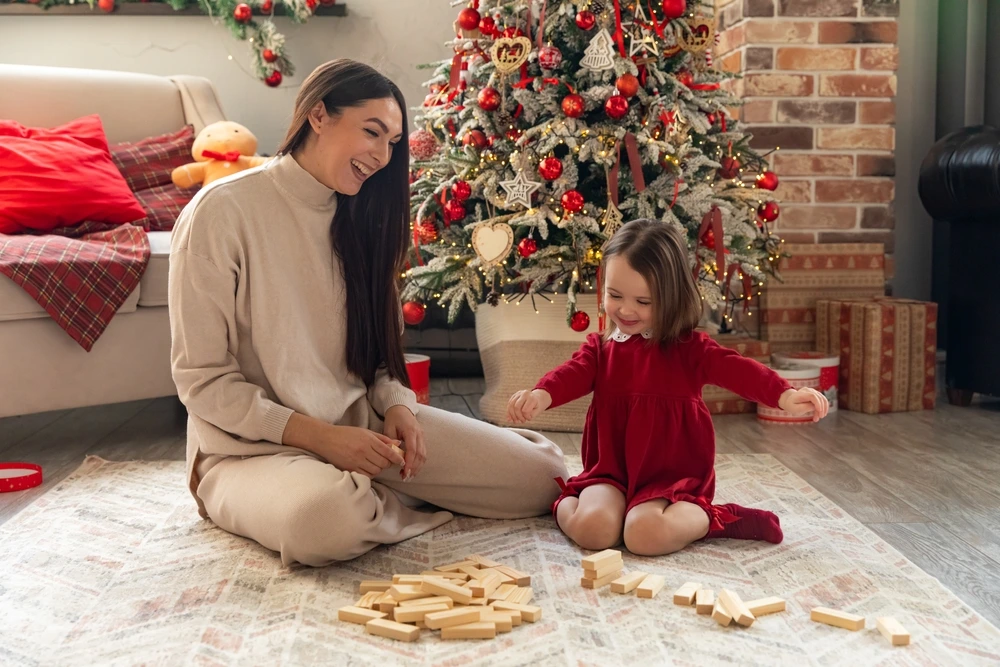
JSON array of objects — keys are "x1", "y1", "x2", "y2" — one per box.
[{"x1": 565, "y1": 504, "x2": 624, "y2": 551}]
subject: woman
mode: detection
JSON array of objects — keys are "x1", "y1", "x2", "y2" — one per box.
[{"x1": 169, "y1": 60, "x2": 568, "y2": 567}]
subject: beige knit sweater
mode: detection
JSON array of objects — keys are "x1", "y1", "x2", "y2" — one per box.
[{"x1": 169, "y1": 154, "x2": 417, "y2": 502}]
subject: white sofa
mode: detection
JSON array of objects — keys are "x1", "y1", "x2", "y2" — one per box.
[{"x1": 0, "y1": 64, "x2": 226, "y2": 418}]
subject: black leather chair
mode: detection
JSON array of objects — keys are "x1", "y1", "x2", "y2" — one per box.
[{"x1": 918, "y1": 125, "x2": 1000, "y2": 403}]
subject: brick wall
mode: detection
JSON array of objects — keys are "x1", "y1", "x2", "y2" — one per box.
[{"x1": 714, "y1": 0, "x2": 898, "y2": 281}]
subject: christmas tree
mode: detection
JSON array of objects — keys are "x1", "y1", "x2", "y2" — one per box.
[{"x1": 401, "y1": 0, "x2": 783, "y2": 333}]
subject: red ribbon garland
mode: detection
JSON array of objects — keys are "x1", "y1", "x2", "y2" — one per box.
[
  {"x1": 646, "y1": 0, "x2": 666, "y2": 38},
  {"x1": 689, "y1": 81, "x2": 721, "y2": 91},
  {"x1": 724, "y1": 262, "x2": 753, "y2": 312},
  {"x1": 669, "y1": 179, "x2": 683, "y2": 208},
  {"x1": 695, "y1": 206, "x2": 726, "y2": 284},
  {"x1": 449, "y1": 52, "x2": 462, "y2": 91},
  {"x1": 411, "y1": 223, "x2": 424, "y2": 266},
  {"x1": 609, "y1": 133, "x2": 647, "y2": 197},
  {"x1": 537, "y1": 0, "x2": 548, "y2": 50},
  {"x1": 201, "y1": 149, "x2": 241, "y2": 162},
  {"x1": 611, "y1": 0, "x2": 627, "y2": 57}
]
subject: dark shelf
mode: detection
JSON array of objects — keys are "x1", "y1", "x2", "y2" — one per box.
[{"x1": 0, "y1": 1, "x2": 346, "y2": 16}]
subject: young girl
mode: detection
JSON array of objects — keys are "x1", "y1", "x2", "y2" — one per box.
[{"x1": 507, "y1": 219, "x2": 829, "y2": 557}]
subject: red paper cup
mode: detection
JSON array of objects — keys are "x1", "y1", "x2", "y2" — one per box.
[
  {"x1": 757, "y1": 365, "x2": 821, "y2": 425},
  {"x1": 405, "y1": 354, "x2": 431, "y2": 405},
  {"x1": 773, "y1": 351, "x2": 840, "y2": 411}
]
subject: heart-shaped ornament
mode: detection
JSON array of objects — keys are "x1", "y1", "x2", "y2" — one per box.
[
  {"x1": 471, "y1": 221, "x2": 515, "y2": 266},
  {"x1": 677, "y1": 17, "x2": 715, "y2": 53},
  {"x1": 490, "y1": 37, "x2": 532, "y2": 75}
]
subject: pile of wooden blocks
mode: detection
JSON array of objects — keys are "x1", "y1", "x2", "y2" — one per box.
[
  {"x1": 580, "y1": 550, "x2": 910, "y2": 647},
  {"x1": 338, "y1": 554, "x2": 541, "y2": 642}
]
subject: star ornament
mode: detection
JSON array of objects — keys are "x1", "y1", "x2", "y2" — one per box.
[
  {"x1": 624, "y1": 2, "x2": 660, "y2": 58},
  {"x1": 500, "y1": 170, "x2": 542, "y2": 210}
]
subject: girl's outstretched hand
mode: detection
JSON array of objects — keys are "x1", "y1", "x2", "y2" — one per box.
[
  {"x1": 779, "y1": 387, "x2": 830, "y2": 422},
  {"x1": 507, "y1": 389, "x2": 553, "y2": 424}
]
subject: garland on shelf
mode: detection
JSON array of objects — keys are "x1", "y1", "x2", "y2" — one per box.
[{"x1": 10, "y1": 0, "x2": 339, "y2": 85}]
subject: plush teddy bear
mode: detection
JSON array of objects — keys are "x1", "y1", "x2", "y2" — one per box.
[{"x1": 171, "y1": 121, "x2": 271, "y2": 189}]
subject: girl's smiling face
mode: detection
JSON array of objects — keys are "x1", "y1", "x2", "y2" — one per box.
[{"x1": 604, "y1": 256, "x2": 654, "y2": 335}]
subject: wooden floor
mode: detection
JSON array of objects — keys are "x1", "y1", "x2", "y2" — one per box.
[{"x1": 2, "y1": 379, "x2": 999, "y2": 627}]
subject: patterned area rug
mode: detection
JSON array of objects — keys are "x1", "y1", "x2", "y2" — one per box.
[{"x1": 1, "y1": 455, "x2": 998, "y2": 666}]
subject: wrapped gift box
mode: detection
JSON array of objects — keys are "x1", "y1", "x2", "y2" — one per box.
[
  {"x1": 702, "y1": 334, "x2": 771, "y2": 414},
  {"x1": 761, "y1": 243, "x2": 886, "y2": 353},
  {"x1": 816, "y1": 297, "x2": 937, "y2": 413}
]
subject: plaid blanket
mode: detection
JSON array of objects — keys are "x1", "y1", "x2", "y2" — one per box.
[{"x1": 0, "y1": 221, "x2": 151, "y2": 351}]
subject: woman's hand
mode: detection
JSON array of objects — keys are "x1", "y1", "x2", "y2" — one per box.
[
  {"x1": 282, "y1": 413, "x2": 405, "y2": 478},
  {"x1": 778, "y1": 388, "x2": 830, "y2": 422},
  {"x1": 507, "y1": 389, "x2": 552, "y2": 424},
  {"x1": 383, "y1": 405, "x2": 426, "y2": 481}
]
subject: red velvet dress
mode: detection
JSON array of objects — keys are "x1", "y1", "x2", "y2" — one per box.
[{"x1": 535, "y1": 330, "x2": 792, "y2": 530}]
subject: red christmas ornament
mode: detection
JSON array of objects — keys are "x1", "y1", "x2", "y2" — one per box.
[
  {"x1": 457, "y1": 7, "x2": 481, "y2": 30},
  {"x1": 97, "y1": 0, "x2": 114, "y2": 11},
  {"x1": 479, "y1": 16, "x2": 497, "y2": 36},
  {"x1": 402, "y1": 301, "x2": 426, "y2": 326},
  {"x1": 305, "y1": 0, "x2": 317, "y2": 10},
  {"x1": 605, "y1": 95, "x2": 629, "y2": 119},
  {"x1": 538, "y1": 45, "x2": 563, "y2": 70},
  {"x1": 758, "y1": 201, "x2": 780, "y2": 222},
  {"x1": 756, "y1": 170, "x2": 780, "y2": 191},
  {"x1": 417, "y1": 220, "x2": 438, "y2": 244},
  {"x1": 570, "y1": 310, "x2": 591, "y2": 332},
  {"x1": 262, "y1": 49, "x2": 278, "y2": 63},
  {"x1": 517, "y1": 238, "x2": 538, "y2": 258},
  {"x1": 700, "y1": 226, "x2": 717, "y2": 250},
  {"x1": 462, "y1": 130, "x2": 487, "y2": 149},
  {"x1": 233, "y1": 2, "x2": 252, "y2": 22},
  {"x1": 443, "y1": 199, "x2": 467, "y2": 223},
  {"x1": 264, "y1": 70, "x2": 282, "y2": 88},
  {"x1": 502, "y1": 27, "x2": 524, "y2": 38},
  {"x1": 261, "y1": 0, "x2": 272, "y2": 11},
  {"x1": 615, "y1": 73, "x2": 640, "y2": 98},
  {"x1": 676, "y1": 70, "x2": 694, "y2": 87},
  {"x1": 575, "y1": 10, "x2": 596, "y2": 30},
  {"x1": 538, "y1": 156, "x2": 563, "y2": 181},
  {"x1": 477, "y1": 87, "x2": 501, "y2": 111},
  {"x1": 409, "y1": 129, "x2": 439, "y2": 160},
  {"x1": 661, "y1": 0, "x2": 687, "y2": 19},
  {"x1": 451, "y1": 180, "x2": 472, "y2": 202},
  {"x1": 505, "y1": 127, "x2": 523, "y2": 142},
  {"x1": 718, "y1": 155, "x2": 740, "y2": 179},
  {"x1": 561, "y1": 190, "x2": 585, "y2": 214},
  {"x1": 561, "y1": 93, "x2": 585, "y2": 118},
  {"x1": 487, "y1": 135, "x2": 499, "y2": 148}
]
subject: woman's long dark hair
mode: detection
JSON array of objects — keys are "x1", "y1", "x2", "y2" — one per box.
[{"x1": 277, "y1": 59, "x2": 410, "y2": 389}]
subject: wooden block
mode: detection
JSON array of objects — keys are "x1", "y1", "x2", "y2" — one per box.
[
  {"x1": 811, "y1": 607, "x2": 865, "y2": 631},
  {"x1": 481, "y1": 611, "x2": 514, "y2": 632},
  {"x1": 719, "y1": 589, "x2": 755, "y2": 627},
  {"x1": 746, "y1": 597, "x2": 786, "y2": 617},
  {"x1": 415, "y1": 620, "x2": 427, "y2": 629},
  {"x1": 489, "y1": 569, "x2": 515, "y2": 584},
  {"x1": 712, "y1": 600, "x2": 733, "y2": 627},
  {"x1": 493, "y1": 608, "x2": 522, "y2": 626},
  {"x1": 460, "y1": 565, "x2": 486, "y2": 579},
  {"x1": 393, "y1": 602, "x2": 450, "y2": 623},
  {"x1": 392, "y1": 575, "x2": 426, "y2": 585},
  {"x1": 468, "y1": 597, "x2": 490, "y2": 606},
  {"x1": 388, "y1": 584, "x2": 433, "y2": 602},
  {"x1": 466, "y1": 554, "x2": 502, "y2": 568},
  {"x1": 359, "y1": 580, "x2": 393, "y2": 593},
  {"x1": 582, "y1": 559, "x2": 625, "y2": 580},
  {"x1": 636, "y1": 574, "x2": 666, "y2": 599},
  {"x1": 338, "y1": 606, "x2": 387, "y2": 625},
  {"x1": 365, "y1": 618, "x2": 420, "y2": 642},
  {"x1": 673, "y1": 581, "x2": 701, "y2": 606},
  {"x1": 489, "y1": 583, "x2": 517, "y2": 602},
  {"x1": 492, "y1": 601, "x2": 542, "y2": 623},
  {"x1": 376, "y1": 592, "x2": 398, "y2": 613},
  {"x1": 421, "y1": 570, "x2": 469, "y2": 581},
  {"x1": 441, "y1": 621, "x2": 497, "y2": 640},
  {"x1": 876, "y1": 616, "x2": 910, "y2": 646},
  {"x1": 435, "y1": 559, "x2": 477, "y2": 572},
  {"x1": 580, "y1": 569, "x2": 623, "y2": 590},
  {"x1": 581, "y1": 549, "x2": 622, "y2": 571},
  {"x1": 470, "y1": 573, "x2": 503, "y2": 598},
  {"x1": 507, "y1": 586, "x2": 534, "y2": 605},
  {"x1": 696, "y1": 589, "x2": 715, "y2": 615},
  {"x1": 611, "y1": 571, "x2": 647, "y2": 594},
  {"x1": 424, "y1": 607, "x2": 483, "y2": 630},
  {"x1": 399, "y1": 595, "x2": 454, "y2": 609},
  {"x1": 494, "y1": 565, "x2": 530, "y2": 587},
  {"x1": 421, "y1": 577, "x2": 473, "y2": 605},
  {"x1": 390, "y1": 443, "x2": 405, "y2": 460},
  {"x1": 355, "y1": 591, "x2": 382, "y2": 609}
]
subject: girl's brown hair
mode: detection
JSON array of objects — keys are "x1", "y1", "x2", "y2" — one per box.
[
  {"x1": 277, "y1": 59, "x2": 410, "y2": 390},
  {"x1": 601, "y1": 218, "x2": 702, "y2": 343}
]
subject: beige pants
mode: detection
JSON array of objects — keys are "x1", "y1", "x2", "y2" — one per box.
[{"x1": 194, "y1": 405, "x2": 568, "y2": 567}]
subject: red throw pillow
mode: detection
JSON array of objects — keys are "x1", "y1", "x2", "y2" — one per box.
[
  {"x1": 0, "y1": 115, "x2": 147, "y2": 235},
  {"x1": 111, "y1": 125, "x2": 195, "y2": 191}
]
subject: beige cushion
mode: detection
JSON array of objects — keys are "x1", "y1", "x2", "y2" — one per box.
[
  {"x1": 0, "y1": 274, "x2": 139, "y2": 322},
  {"x1": 139, "y1": 231, "x2": 171, "y2": 307}
]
